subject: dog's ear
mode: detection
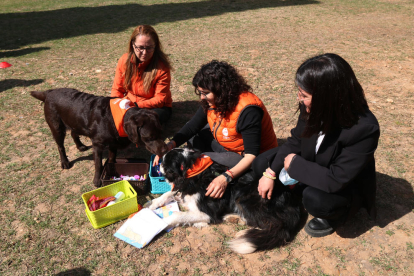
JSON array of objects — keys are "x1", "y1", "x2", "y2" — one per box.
[
  {"x1": 124, "y1": 117, "x2": 142, "y2": 144},
  {"x1": 160, "y1": 151, "x2": 186, "y2": 184},
  {"x1": 184, "y1": 148, "x2": 203, "y2": 169},
  {"x1": 137, "y1": 110, "x2": 162, "y2": 139}
]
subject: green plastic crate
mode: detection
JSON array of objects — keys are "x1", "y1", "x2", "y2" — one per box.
[{"x1": 82, "y1": 180, "x2": 138, "y2": 229}]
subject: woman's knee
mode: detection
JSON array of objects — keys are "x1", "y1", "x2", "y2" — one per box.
[{"x1": 303, "y1": 187, "x2": 349, "y2": 219}]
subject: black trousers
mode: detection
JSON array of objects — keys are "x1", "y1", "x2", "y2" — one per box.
[
  {"x1": 252, "y1": 147, "x2": 353, "y2": 220},
  {"x1": 151, "y1": 106, "x2": 172, "y2": 124}
]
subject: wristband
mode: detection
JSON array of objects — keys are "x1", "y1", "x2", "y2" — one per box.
[
  {"x1": 222, "y1": 172, "x2": 232, "y2": 183},
  {"x1": 226, "y1": 170, "x2": 234, "y2": 179},
  {"x1": 263, "y1": 172, "x2": 276, "y2": 180},
  {"x1": 266, "y1": 168, "x2": 276, "y2": 177}
]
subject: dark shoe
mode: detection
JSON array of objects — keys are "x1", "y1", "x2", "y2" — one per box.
[{"x1": 304, "y1": 218, "x2": 336, "y2": 237}]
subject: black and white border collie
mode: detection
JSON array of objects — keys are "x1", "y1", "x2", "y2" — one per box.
[{"x1": 145, "y1": 148, "x2": 304, "y2": 254}]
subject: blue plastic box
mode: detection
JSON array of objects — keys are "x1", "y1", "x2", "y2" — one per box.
[{"x1": 149, "y1": 155, "x2": 172, "y2": 194}]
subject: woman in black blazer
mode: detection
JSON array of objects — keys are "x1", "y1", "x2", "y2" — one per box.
[{"x1": 253, "y1": 53, "x2": 380, "y2": 237}]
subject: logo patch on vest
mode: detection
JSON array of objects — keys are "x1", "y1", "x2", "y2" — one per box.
[
  {"x1": 114, "y1": 98, "x2": 133, "y2": 110},
  {"x1": 222, "y1": 128, "x2": 229, "y2": 137}
]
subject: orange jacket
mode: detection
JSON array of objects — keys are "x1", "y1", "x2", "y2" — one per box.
[
  {"x1": 207, "y1": 92, "x2": 278, "y2": 155},
  {"x1": 110, "y1": 98, "x2": 135, "y2": 137},
  {"x1": 111, "y1": 53, "x2": 172, "y2": 108}
]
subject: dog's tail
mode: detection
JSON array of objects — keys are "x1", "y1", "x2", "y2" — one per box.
[
  {"x1": 228, "y1": 207, "x2": 301, "y2": 254},
  {"x1": 30, "y1": 90, "x2": 47, "y2": 102}
]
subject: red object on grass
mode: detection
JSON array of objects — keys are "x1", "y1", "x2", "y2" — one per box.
[{"x1": 0, "y1": 62, "x2": 12, "y2": 68}]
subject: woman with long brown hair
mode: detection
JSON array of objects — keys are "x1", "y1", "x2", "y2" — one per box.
[{"x1": 111, "y1": 25, "x2": 173, "y2": 123}]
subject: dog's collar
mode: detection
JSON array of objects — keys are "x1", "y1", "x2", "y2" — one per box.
[
  {"x1": 186, "y1": 155, "x2": 214, "y2": 178},
  {"x1": 110, "y1": 98, "x2": 135, "y2": 137},
  {"x1": 122, "y1": 106, "x2": 141, "y2": 147}
]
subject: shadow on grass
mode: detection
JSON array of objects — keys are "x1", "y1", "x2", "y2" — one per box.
[
  {"x1": 336, "y1": 172, "x2": 414, "y2": 238},
  {"x1": 163, "y1": 100, "x2": 200, "y2": 139},
  {"x1": 55, "y1": 267, "x2": 91, "y2": 276},
  {"x1": 0, "y1": 78, "x2": 44, "y2": 92},
  {"x1": 0, "y1": 47, "x2": 50, "y2": 58},
  {"x1": 69, "y1": 150, "x2": 94, "y2": 168},
  {"x1": 1, "y1": 0, "x2": 319, "y2": 54}
]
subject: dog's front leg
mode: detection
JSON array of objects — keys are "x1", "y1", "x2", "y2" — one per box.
[
  {"x1": 164, "y1": 211, "x2": 210, "y2": 228},
  {"x1": 92, "y1": 145, "x2": 104, "y2": 187},
  {"x1": 144, "y1": 191, "x2": 176, "y2": 210},
  {"x1": 108, "y1": 147, "x2": 117, "y2": 163}
]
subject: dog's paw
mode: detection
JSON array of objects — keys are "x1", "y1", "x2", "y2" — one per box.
[
  {"x1": 143, "y1": 200, "x2": 155, "y2": 209},
  {"x1": 163, "y1": 213, "x2": 179, "y2": 227},
  {"x1": 77, "y1": 145, "x2": 89, "y2": 152},
  {"x1": 93, "y1": 177, "x2": 102, "y2": 187},
  {"x1": 61, "y1": 161, "x2": 71, "y2": 170},
  {"x1": 193, "y1": 222, "x2": 209, "y2": 229},
  {"x1": 93, "y1": 181, "x2": 101, "y2": 187},
  {"x1": 145, "y1": 199, "x2": 164, "y2": 210}
]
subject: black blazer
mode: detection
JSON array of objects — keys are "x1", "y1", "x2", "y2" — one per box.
[{"x1": 269, "y1": 107, "x2": 380, "y2": 218}]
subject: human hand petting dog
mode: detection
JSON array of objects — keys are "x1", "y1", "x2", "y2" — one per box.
[
  {"x1": 153, "y1": 140, "x2": 176, "y2": 166},
  {"x1": 258, "y1": 175, "x2": 275, "y2": 199},
  {"x1": 205, "y1": 175, "x2": 228, "y2": 198}
]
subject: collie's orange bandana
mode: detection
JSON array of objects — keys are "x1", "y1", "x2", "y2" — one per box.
[
  {"x1": 110, "y1": 98, "x2": 135, "y2": 137},
  {"x1": 186, "y1": 155, "x2": 214, "y2": 178}
]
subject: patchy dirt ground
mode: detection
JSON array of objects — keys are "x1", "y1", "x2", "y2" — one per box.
[{"x1": 1, "y1": 0, "x2": 414, "y2": 275}]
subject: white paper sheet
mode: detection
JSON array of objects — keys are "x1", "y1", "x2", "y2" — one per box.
[{"x1": 114, "y1": 202, "x2": 180, "y2": 248}]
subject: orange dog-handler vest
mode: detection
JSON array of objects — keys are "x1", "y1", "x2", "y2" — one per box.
[
  {"x1": 186, "y1": 155, "x2": 214, "y2": 178},
  {"x1": 110, "y1": 98, "x2": 135, "y2": 137},
  {"x1": 207, "y1": 92, "x2": 278, "y2": 155}
]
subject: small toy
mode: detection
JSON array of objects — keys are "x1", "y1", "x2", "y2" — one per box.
[
  {"x1": 110, "y1": 174, "x2": 147, "y2": 181},
  {"x1": 153, "y1": 164, "x2": 163, "y2": 177},
  {"x1": 107, "y1": 191, "x2": 126, "y2": 206}
]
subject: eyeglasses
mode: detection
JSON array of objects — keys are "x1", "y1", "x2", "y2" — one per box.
[
  {"x1": 133, "y1": 44, "x2": 155, "y2": 53},
  {"x1": 195, "y1": 88, "x2": 211, "y2": 97}
]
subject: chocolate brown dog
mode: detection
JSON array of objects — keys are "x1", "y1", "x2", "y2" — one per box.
[{"x1": 31, "y1": 88, "x2": 167, "y2": 187}]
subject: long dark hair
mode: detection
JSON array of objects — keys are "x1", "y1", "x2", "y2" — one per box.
[
  {"x1": 295, "y1": 53, "x2": 368, "y2": 137},
  {"x1": 124, "y1": 25, "x2": 172, "y2": 94},
  {"x1": 192, "y1": 60, "x2": 251, "y2": 117}
]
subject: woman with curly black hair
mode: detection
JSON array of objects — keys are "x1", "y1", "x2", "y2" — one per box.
[{"x1": 154, "y1": 60, "x2": 278, "y2": 198}]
